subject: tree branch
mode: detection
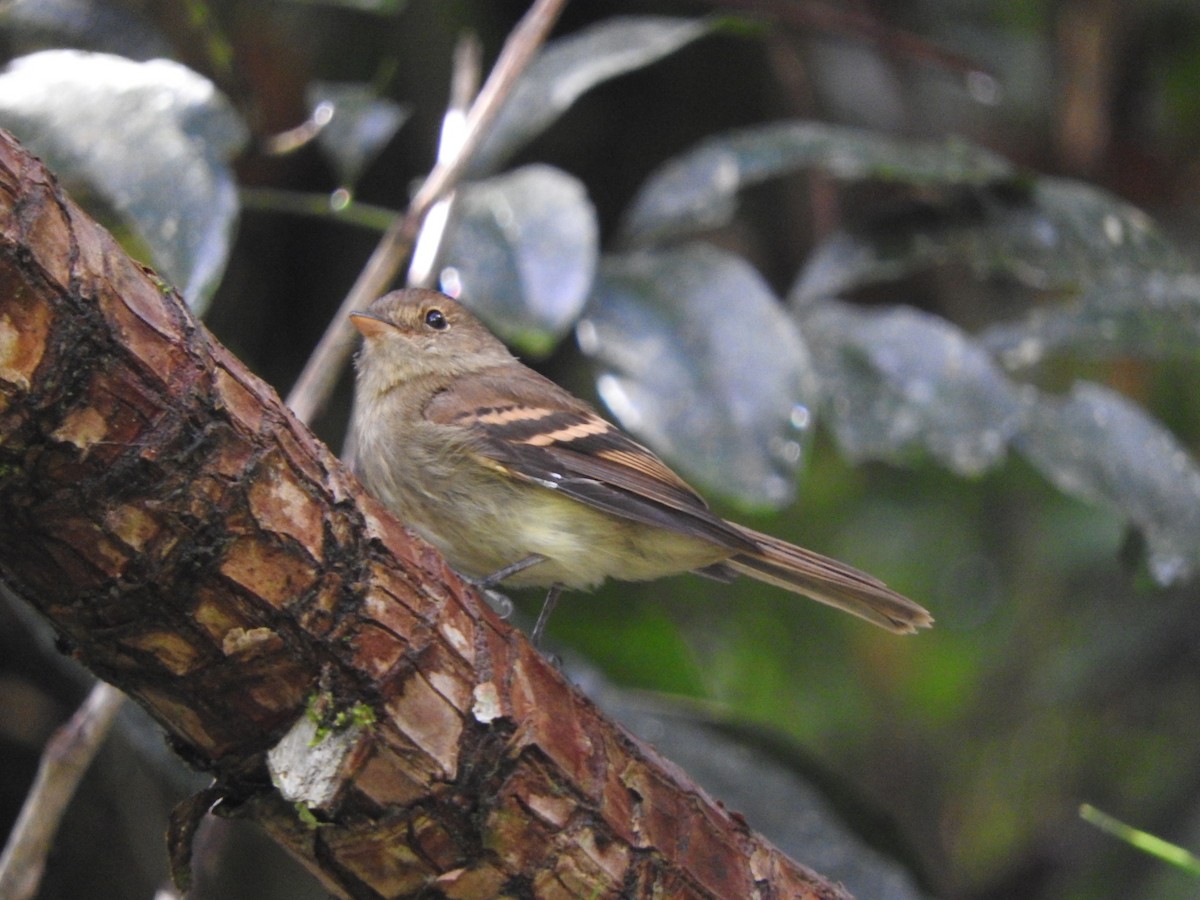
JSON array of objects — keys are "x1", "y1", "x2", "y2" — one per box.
[{"x1": 0, "y1": 129, "x2": 849, "y2": 899}]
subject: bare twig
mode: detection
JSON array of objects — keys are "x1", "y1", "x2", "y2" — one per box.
[
  {"x1": 0, "y1": 683, "x2": 124, "y2": 900},
  {"x1": 407, "y1": 33, "x2": 483, "y2": 289},
  {"x1": 343, "y1": 34, "x2": 484, "y2": 468},
  {"x1": 261, "y1": 102, "x2": 335, "y2": 157},
  {"x1": 286, "y1": 0, "x2": 570, "y2": 426}
]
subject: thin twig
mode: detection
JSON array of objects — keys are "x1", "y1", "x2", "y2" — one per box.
[
  {"x1": 286, "y1": 0, "x2": 570, "y2": 426},
  {"x1": 407, "y1": 33, "x2": 483, "y2": 289},
  {"x1": 342, "y1": 34, "x2": 485, "y2": 468},
  {"x1": 0, "y1": 682, "x2": 125, "y2": 900},
  {"x1": 261, "y1": 102, "x2": 335, "y2": 157}
]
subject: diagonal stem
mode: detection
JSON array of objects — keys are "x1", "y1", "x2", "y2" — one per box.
[
  {"x1": 286, "y1": 0, "x2": 571, "y2": 426},
  {"x1": 0, "y1": 682, "x2": 124, "y2": 900}
]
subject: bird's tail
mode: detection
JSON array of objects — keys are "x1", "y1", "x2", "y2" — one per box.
[{"x1": 722, "y1": 525, "x2": 933, "y2": 634}]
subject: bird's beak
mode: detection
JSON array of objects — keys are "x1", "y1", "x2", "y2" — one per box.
[{"x1": 350, "y1": 311, "x2": 390, "y2": 339}]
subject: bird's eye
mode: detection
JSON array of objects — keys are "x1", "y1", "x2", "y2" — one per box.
[{"x1": 424, "y1": 308, "x2": 448, "y2": 330}]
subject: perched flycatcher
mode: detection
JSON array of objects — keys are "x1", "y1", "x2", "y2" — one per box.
[{"x1": 350, "y1": 288, "x2": 932, "y2": 640}]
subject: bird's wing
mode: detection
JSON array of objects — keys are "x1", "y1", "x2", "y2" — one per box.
[
  {"x1": 424, "y1": 367, "x2": 932, "y2": 634},
  {"x1": 423, "y1": 367, "x2": 757, "y2": 552}
]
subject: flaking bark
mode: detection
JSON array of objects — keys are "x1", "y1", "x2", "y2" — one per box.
[{"x1": 0, "y1": 129, "x2": 851, "y2": 900}]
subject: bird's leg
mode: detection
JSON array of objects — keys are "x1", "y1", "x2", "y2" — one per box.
[
  {"x1": 465, "y1": 555, "x2": 560, "y2": 648},
  {"x1": 474, "y1": 553, "x2": 546, "y2": 589},
  {"x1": 530, "y1": 584, "x2": 563, "y2": 648}
]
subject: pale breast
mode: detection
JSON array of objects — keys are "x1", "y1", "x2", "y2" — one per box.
[{"x1": 355, "y1": 419, "x2": 730, "y2": 590}]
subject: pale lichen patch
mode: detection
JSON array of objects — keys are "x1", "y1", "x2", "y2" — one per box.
[
  {"x1": 104, "y1": 503, "x2": 160, "y2": 551},
  {"x1": 471, "y1": 681, "x2": 502, "y2": 724},
  {"x1": 50, "y1": 406, "x2": 108, "y2": 454},
  {"x1": 0, "y1": 304, "x2": 49, "y2": 391},
  {"x1": 221, "y1": 625, "x2": 283, "y2": 658}
]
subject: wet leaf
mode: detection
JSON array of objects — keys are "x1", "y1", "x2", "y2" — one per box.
[
  {"x1": 0, "y1": 0, "x2": 175, "y2": 59},
  {"x1": 441, "y1": 165, "x2": 598, "y2": 356},
  {"x1": 1016, "y1": 382, "x2": 1200, "y2": 586},
  {"x1": 306, "y1": 82, "x2": 409, "y2": 188},
  {"x1": 983, "y1": 269, "x2": 1200, "y2": 368},
  {"x1": 579, "y1": 244, "x2": 816, "y2": 508},
  {"x1": 977, "y1": 179, "x2": 1200, "y2": 364},
  {"x1": 469, "y1": 16, "x2": 713, "y2": 177},
  {"x1": 793, "y1": 176, "x2": 1200, "y2": 366},
  {"x1": 621, "y1": 121, "x2": 1014, "y2": 245},
  {"x1": 797, "y1": 300, "x2": 1029, "y2": 475},
  {"x1": 0, "y1": 51, "x2": 247, "y2": 312}
]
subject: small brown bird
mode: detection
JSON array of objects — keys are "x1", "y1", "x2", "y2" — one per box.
[{"x1": 350, "y1": 288, "x2": 931, "y2": 642}]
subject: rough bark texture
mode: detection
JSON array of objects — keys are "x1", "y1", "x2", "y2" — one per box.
[{"x1": 0, "y1": 129, "x2": 851, "y2": 899}]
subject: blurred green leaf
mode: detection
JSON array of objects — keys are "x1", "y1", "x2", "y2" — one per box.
[
  {"x1": 0, "y1": 50, "x2": 247, "y2": 311},
  {"x1": 551, "y1": 603, "x2": 702, "y2": 697},
  {"x1": 442, "y1": 164, "x2": 598, "y2": 356},
  {"x1": 468, "y1": 16, "x2": 713, "y2": 177},
  {"x1": 1080, "y1": 804, "x2": 1200, "y2": 876},
  {"x1": 579, "y1": 243, "x2": 816, "y2": 507}
]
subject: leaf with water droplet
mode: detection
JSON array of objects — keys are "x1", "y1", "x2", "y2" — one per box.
[
  {"x1": 984, "y1": 269, "x2": 1200, "y2": 368},
  {"x1": 1016, "y1": 382, "x2": 1200, "y2": 586},
  {"x1": 797, "y1": 300, "x2": 1028, "y2": 475},
  {"x1": 792, "y1": 175, "x2": 1200, "y2": 365},
  {"x1": 977, "y1": 180, "x2": 1199, "y2": 365},
  {"x1": 440, "y1": 165, "x2": 598, "y2": 356},
  {"x1": 0, "y1": 51, "x2": 247, "y2": 312},
  {"x1": 306, "y1": 81, "x2": 409, "y2": 188},
  {"x1": 469, "y1": 16, "x2": 713, "y2": 177},
  {"x1": 578, "y1": 244, "x2": 817, "y2": 508},
  {"x1": 955, "y1": 179, "x2": 1192, "y2": 366},
  {"x1": 621, "y1": 121, "x2": 1014, "y2": 245}
]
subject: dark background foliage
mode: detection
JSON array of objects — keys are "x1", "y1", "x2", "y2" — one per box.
[{"x1": 2, "y1": 1, "x2": 1200, "y2": 898}]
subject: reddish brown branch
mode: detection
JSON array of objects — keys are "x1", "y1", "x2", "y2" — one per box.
[{"x1": 0, "y1": 129, "x2": 848, "y2": 899}]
